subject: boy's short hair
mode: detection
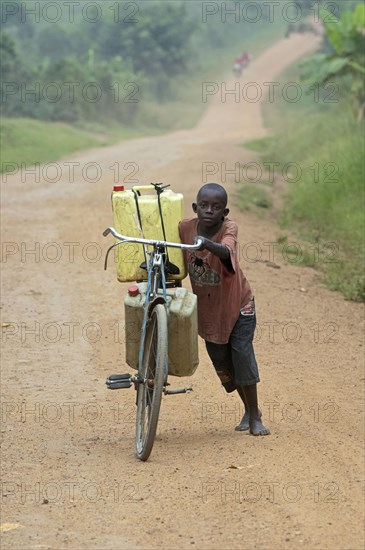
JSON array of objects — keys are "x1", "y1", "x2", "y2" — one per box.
[{"x1": 197, "y1": 183, "x2": 228, "y2": 207}]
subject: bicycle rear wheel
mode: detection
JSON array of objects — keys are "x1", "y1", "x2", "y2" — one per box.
[{"x1": 136, "y1": 303, "x2": 167, "y2": 461}]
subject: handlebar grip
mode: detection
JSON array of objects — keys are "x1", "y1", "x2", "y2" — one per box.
[{"x1": 102, "y1": 228, "x2": 111, "y2": 237}]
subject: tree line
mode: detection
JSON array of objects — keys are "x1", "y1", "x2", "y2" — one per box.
[
  {"x1": 1, "y1": 1, "x2": 197, "y2": 124},
  {"x1": 0, "y1": 0, "x2": 265, "y2": 125},
  {"x1": 1, "y1": 1, "x2": 362, "y2": 126}
]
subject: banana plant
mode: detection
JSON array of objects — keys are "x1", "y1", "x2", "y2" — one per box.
[{"x1": 301, "y1": 3, "x2": 365, "y2": 120}]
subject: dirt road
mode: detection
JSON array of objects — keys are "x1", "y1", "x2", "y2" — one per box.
[{"x1": 1, "y1": 32, "x2": 364, "y2": 550}]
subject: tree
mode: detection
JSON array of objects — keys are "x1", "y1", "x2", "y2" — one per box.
[
  {"x1": 37, "y1": 25, "x2": 70, "y2": 60},
  {"x1": 100, "y1": 2, "x2": 195, "y2": 78},
  {"x1": 0, "y1": 30, "x2": 31, "y2": 116}
]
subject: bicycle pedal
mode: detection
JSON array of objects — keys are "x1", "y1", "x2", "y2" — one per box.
[
  {"x1": 107, "y1": 373, "x2": 131, "y2": 381},
  {"x1": 106, "y1": 379, "x2": 132, "y2": 390},
  {"x1": 106, "y1": 374, "x2": 133, "y2": 389}
]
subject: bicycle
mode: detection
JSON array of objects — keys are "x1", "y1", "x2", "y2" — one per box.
[{"x1": 103, "y1": 226, "x2": 202, "y2": 461}]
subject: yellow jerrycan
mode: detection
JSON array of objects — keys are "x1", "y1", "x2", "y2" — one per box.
[
  {"x1": 124, "y1": 283, "x2": 199, "y2": 377},
  {"x1": 112, "y1": 184, "x2": 187, "y2": 282}
]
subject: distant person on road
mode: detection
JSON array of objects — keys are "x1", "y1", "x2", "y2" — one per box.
[
  {"x1": 232, "y1": 58, "x2": 242, "y2": 78},
  {"x1": 240, "y1": 51, "x2": 252, "y2": 67},
  {"x1": 179, "y1": 183, "x2": 270, "y2": 436}
]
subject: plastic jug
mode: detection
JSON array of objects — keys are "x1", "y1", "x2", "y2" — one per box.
[
  {"x1": 124, "y1": 283, "x2": 199, "y2": 377},
  {"x1": 112, "y1": 185, "x2": 187, "y2": 282}
]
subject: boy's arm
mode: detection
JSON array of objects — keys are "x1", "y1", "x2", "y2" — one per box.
[
  {"x1": 195, "y1": 236, "x2": 230, "y2": 260},
  {"x1": 196, "y1": 222, "x2": 238, "y2": 274}
]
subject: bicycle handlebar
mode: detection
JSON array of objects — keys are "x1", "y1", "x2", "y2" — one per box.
[{"x1": 103, "y1": 226, "x2": 203, "y2": 250}]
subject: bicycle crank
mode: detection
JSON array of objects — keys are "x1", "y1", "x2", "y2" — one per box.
[{"x1": 164, "y1": 387, "x2": 193, "y2": 395}]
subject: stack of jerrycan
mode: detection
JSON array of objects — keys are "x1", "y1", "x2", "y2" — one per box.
[
  {"x1": 111, "y1": 184, "x2": 199, "y2": 377},
  {"x1": 124, "y1": 283, "x2": 199, "y2": 377}
]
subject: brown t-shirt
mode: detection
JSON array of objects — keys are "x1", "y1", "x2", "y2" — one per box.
[{"x1": 178, "y1": 218, "x2": 253, "y2": 344}]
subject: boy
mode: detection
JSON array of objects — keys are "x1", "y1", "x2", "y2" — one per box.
[{"x1": 178, "y1": 183, "x2": 270, "y2": 436}]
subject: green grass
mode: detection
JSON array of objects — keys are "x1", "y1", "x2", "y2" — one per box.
[
  {"x1": 274, "y1": 234, "x2": 338, "y2": 269},
  {"x1": 0, "y1": 117, "x2": 157, "y2": 172},
  {"x1": 240, "y1": 67, "x2": 365, "y2": 301},
  {"x1": 236, "y1": 185, "x2": 273, "y2": 211},
  {"x1": 0, "y1": 118, "x2": 105, "y2": 170},
  {"x1": 244, "y1": 137, "x2": 274, "y2": 153}
]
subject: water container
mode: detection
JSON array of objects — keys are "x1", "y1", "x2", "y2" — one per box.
[
  {"x1": 124, "y1": 283, "x2": 199, "y2": 377},
  {"x1": 112, "y1": 185, "x2": 187, "y2": 282}
]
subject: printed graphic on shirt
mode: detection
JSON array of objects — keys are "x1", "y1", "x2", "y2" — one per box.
[{"x1": 187, "y1": 252, "x2": 221, "y2": 286}]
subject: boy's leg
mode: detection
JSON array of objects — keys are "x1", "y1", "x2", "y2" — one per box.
[
  {"x1": 205, "y1": 341, "x2": 237, "y2": 393},
  {"x1": 205, "y1": 340, "x2": 269, "y2": 434},
  {"x1": 238, "y1": 383, "x2": 270, "y2": 436},
  {"x1": 235, "y1": 386, "x2": 250, "y2": 430},
  {"x1": 205, "y1": 340, "x2": 256, "y2": 430},
  {"x1": 235, "y1": 386, "x2": 261, "y2": 431},
  {"x1": 230, "y1": 305, "x2": 270, "y2": 435}
]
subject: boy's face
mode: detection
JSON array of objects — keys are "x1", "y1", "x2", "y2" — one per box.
[{"x1": 192, "y1": 189, "x2": 229, "y2": 230}]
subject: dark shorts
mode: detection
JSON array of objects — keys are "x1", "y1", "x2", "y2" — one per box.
[{"x1": 205, "y1": 304, "x2": 260, "y2": 392}]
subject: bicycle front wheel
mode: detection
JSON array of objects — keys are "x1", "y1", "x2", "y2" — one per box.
[{"x1": 136, "y1": 303, "x2": 167, "y2": 461}]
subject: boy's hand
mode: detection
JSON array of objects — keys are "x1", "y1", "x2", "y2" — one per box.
[
  {"x1": 194, "y1": 236, "x2": 208, "y2": 250},
  {"x1": 194, "y1": 236, "x2": 230, "y2": 260}
]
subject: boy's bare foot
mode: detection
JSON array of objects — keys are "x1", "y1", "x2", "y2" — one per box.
[
  {"x1": 235, "y1": 409, "x2": 262, "y2": 432},
  {"x1": 249, "y1": 417, "x2": 270, "y2": 436},
  {"x1": 235, "y1": 410, "x2": 250, "y2": 431}
]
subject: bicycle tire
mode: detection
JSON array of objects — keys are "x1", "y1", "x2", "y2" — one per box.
[{"x1": 135, "y1": 303, "x2": 167, "y2": 461}]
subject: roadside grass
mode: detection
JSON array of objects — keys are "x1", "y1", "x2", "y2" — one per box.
[
  {"x1": 236, "y1": 184, "x2": 273, "y2": 211},
  {"x1": 275, "y1": 234, "x2": 340, "y2": 269},
  {"x1": 239, "y1": 67, "x2": 365, "y2": 301},
  {"x1": 243, "y1": 137, "x2": 274, "y2": 153},
  {"x1": 1, "y1": 118, "x2": 103, "y2": 171}
]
